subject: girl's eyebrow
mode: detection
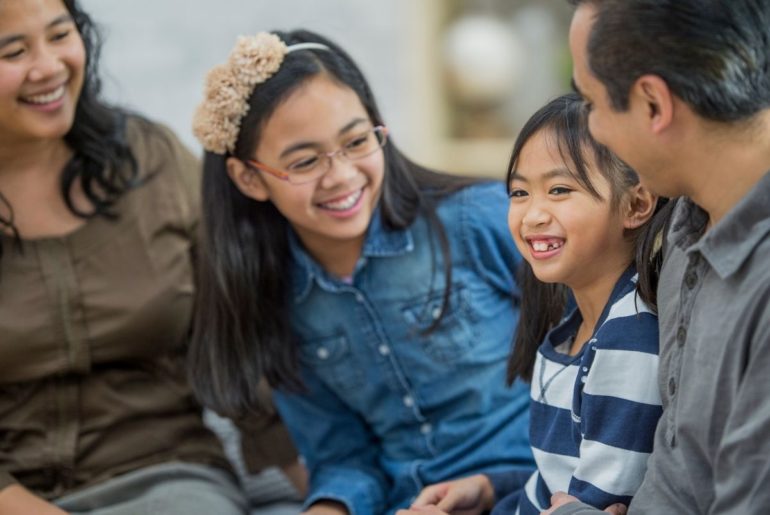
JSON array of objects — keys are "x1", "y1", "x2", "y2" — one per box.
[
  {"x1": 0, "y1": 14, "x2": 74, "y2": 49},
  {"x1": 279, "y1": 117, "x2": 369, "y2": 158},
  {"x1": 510, "y1": 167, "x2": 574, "y2": 182}
]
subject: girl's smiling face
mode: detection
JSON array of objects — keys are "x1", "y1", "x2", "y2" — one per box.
[
  {"x1": 227, "y1": 73, "x2": 385, "y2": 270},
  {"x1": 507, "y1": 128, "x2": 635, "y2": 292},
  {"x1": 0, "y1": 0, "x2": 85, "y2": 144}
]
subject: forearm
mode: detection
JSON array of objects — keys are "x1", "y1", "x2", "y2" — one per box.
[{"x1": 0, "y1": 484, "x2": 68, "y2": 514}]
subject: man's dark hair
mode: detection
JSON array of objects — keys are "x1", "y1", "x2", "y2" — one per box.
[{"x1": 570, "y1": 0, "x2": 770, "y2": 122}]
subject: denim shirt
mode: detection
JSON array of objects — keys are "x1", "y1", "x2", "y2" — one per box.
[{"x1": 273, "y1": 181, "x2": 534, "y2": 515}]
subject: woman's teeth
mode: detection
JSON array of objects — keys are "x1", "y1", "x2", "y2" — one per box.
[
  {"x1": 23, "y1": 85, "x2": 65, "y2": 105},
  {"x1": 319, "y1": 189, "x2": 362, "y2": 211}
]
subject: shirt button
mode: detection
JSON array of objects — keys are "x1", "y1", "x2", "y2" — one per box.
[
  {"x1": 403, "y1": 395, "x2": 415, "y2": 407},
  {"x1": 378, "y1": 344, "x2": 391, "y2": 356},
  {"x1": 668, "y1": 377, "x2": 677, "y2": 396},
  {"x1": 316, "y1": 347, "x2": 330, "y2": 360},
  {"x1": 685, "y1": 270, "x2": 698, "y2": 289},
  {"x1": 677, "y1": 326, "x2": 687, "y2": 347},
  {"x1": 431, "y1": 306, "x2": 442, "y2": 320},
  {"x1": 355, "y1": 293, "x2": 365, "y2": 303},
  {"x1": 420, "y1": 423, "x2": 432, "y2": 434}
]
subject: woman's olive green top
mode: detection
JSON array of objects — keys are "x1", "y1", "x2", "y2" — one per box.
[{"x1": 0, "y1": 116, "x2": 295, "y2": 499}]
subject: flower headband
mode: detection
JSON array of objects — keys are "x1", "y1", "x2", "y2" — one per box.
[{"x1": 192, "y1": 33, "x2": 329, "y2": 155}]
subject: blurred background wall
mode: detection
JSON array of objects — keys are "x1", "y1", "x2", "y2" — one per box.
[{"x1": 81, "y1": 0, "x2": 573, "y2": 178}]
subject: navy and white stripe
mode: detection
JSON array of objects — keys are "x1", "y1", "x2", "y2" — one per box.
[{"x1": 516, "y1": 268, "x2": 662, "y2": 514}]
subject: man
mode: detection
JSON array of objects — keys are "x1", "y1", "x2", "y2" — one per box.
[{"x1": 553, "y1": 1, "x2": 770, "y2": 513}]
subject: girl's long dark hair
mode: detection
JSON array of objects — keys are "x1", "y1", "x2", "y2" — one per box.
[
  {"x1": 506, "y1": 93, "x2": 675, "y2": 384},
  {"x1": 189, "y1": 30, "x2": 481, "y2": 419},
  {"x1": 0, "y1": 0, "x2": 138, "y2": 261}
]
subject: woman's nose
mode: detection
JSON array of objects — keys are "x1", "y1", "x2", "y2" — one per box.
[{"x1": 27, "y1": 45, "x2": 66, "y2": 82}]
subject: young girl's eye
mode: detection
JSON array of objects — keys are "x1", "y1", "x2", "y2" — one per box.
[
  {"x1": 549, "y1": 186, "x2": 573, "y2": 196},
  {"x1": 508, "y1": 188, "x2": 528, "y2": 199},
  {"x1": 346, "y1": 134, "x2": 369, "y2": 148},
  {"x1": 288, "y1": 155, "x2": 320, "y2": 172}
]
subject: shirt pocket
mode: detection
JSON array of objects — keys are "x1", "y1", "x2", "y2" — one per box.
[
  {"x1": 299, "y1": 334, "x2": 365, "y2": 392},
  {"x1": 401, "y1": 285, "x2": 474, "y2": 365}
]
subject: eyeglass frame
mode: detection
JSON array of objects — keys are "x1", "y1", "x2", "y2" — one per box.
[{"x1": 245, "y1": 125, "x2": 389, "y2": 185}]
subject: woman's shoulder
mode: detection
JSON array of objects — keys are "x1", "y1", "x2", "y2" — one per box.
[
  {"x1": 121, "y1": 114, "x2": 200, "y2": 222},
  {"x1": 123, "y1": 115, "x2": 196, "y2": 172}
]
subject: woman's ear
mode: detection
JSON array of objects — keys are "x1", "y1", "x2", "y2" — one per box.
[
  {"x1": 623, "y1": 184, "x2": 657, "y2": 230},
  {"x1": 226, "y1": 157, "x2": 270, "y2": 201}
]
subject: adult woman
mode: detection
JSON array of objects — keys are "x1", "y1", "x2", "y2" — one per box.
[{"x1": 0, "y1": 1, "x2": 297, "y2": 513}]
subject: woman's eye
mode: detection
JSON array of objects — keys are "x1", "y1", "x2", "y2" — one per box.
[
  {"x1": 508, "y1": 189, "x2": 528, "y2": 198},
  {"x1": 289, "y1": 156, "x2": 319, "y2": 172},
  {"x1": 51, "y1": 30, "x2": 71, "y2": 41},
  {"x1": 2, "y1": 48, "x2": 24, "y2": 60}
]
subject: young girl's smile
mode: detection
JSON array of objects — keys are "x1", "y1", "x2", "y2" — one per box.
[{"x1": 507, "y1": 128, "x2": 632, "y2": 291}]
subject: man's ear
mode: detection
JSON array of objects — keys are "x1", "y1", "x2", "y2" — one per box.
[
  {"x1": 631, "y1": 74, "x2": 674, "y2": 135},
  {"x1": 623, "y1": 183, "x2": 657, "y2": 230},
  {"x1": 226, "y1": 157, "x2": 270, "y2": 201}
]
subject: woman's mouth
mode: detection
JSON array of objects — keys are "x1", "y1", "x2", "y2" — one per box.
[{"x1": 20, "y1": 85, "x2": 66, "y2": 106}]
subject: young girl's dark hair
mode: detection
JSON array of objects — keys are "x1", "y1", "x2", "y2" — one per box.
[
  {"x1": 505, "y1": 93, "x2": 674, "y2": 384},
  {"x1": 188, "y1": 29, "x2": 482, "y2": 418},
  {"x1": 0, "y1": 0, "x2": 138, "y2": 260}
]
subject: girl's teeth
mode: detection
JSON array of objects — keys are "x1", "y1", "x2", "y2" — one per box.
[
  {"x1": 320, "y1": 189, "x2": 362, "y2": 211},
  {"x1": 23, "y1": 86, "x2": 65, "y2": 105},
  {"x1": 532, "y1": 241, "x2": 563, "y2": 252}
]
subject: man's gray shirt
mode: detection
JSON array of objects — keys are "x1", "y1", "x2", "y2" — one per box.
[{"x1": 555, "y1": 171, "x2": 770, "y2": 515}]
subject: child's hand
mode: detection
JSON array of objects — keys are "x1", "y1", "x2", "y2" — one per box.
[
  {"x1": 396, "y1": 506, "x2": 450, "y2": 515},
  {"x1": 541, "y1": 492, "x2": 627, "y2": 515},
  {"x1": 409, "y1": 474, "x2": 494, "y2": 514}
]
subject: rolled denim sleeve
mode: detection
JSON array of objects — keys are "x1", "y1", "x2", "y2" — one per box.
[
  {"x1": 273, "y1": 367, "x2": 389, "y2": 514},
  {"x1": 460, "y1": 182, "x2": 523, "y2": 296}
]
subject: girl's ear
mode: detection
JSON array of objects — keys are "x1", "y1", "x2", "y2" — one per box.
[
  {"x1": 226, "y1": 157, "x2": 270, "y2": 202},
  {"x1": 623, "y1": 184, "x2": 657, "y2": 230}
]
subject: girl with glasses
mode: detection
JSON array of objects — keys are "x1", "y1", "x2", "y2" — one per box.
[{"x1": 189, "y1": 29, "x2": 535, "y2": 515}]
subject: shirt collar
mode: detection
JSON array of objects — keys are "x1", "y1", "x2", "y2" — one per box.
[
  {"x1": 289, "y1": 207, "x2": 414, "y2": 303},
  {"x1": 671, "y1": 170, "x2": 770, "y2": 279}
]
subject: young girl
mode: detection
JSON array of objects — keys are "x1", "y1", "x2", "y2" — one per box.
[
  {"x1": 403, "y1": 94, "x2": 672, "y2": 515},
  {"x1": 188, "y1": 30, "x2": 535, "y2": 515}
]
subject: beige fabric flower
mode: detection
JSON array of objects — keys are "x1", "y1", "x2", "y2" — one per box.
[{"x1": 193, "y1": 33, "x2": 288, "y2": 154}]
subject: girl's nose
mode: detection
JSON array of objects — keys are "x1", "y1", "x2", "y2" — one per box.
[
  {"x1": 318, "y1": 154, "x2": 358, "y2": 188},
  {"x1": 522, "y1": 200, "x2": 551, "y2": 227}
]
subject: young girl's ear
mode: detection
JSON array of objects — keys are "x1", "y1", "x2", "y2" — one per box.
[
  {"x1": 623, "y1": 184, "x2": 657, "y2": 230},
  {"x1": 226, "y1": 157, "x2": 270, "y2": 202}
]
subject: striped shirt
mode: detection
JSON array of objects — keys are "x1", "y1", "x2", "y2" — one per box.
[{"x1": 511, "y1": 268, "x2": 662, "y2": 514}]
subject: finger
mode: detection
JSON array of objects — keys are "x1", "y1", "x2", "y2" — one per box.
[
  {"x1": 412, "y1": 485, "x2": 447, "y2": 507},
  {"x1": 435, "y1": 489, "x2": 467, "y2": 512},
  {"x1": 604, "y1": 503, "x2": 628, "y2": 515}
]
